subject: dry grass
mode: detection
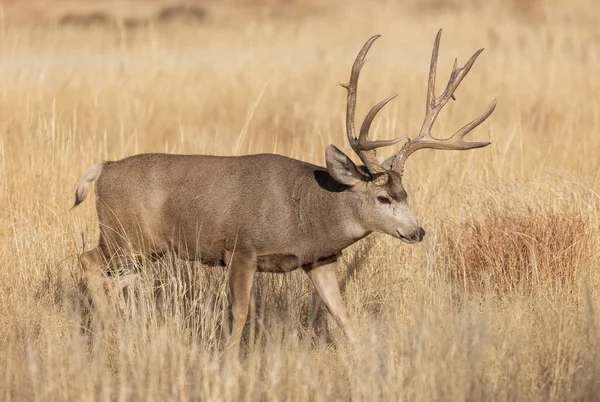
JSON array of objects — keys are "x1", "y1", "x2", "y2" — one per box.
[
  {"x1": 1, "y1": 0, "x2": 600, "y2": 400},
  {"x1": 445, "y1": 182, "x2": 596, "y2": 292}
]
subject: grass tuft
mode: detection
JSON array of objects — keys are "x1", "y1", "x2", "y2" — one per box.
[{"x1": 444, "y1": 190, "x2": 595, "y2": 293}]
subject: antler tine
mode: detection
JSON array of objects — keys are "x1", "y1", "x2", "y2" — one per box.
[
  {"x1": 341, "y1": 35, "x2": 406, "y2": 184},
  {"x1": 358, "y1": 94, "x2": 406, "y2": 151},
  {"x1": 391, "y1": 29, "x2": 495, "y2": 174},
  {"x1": 448, "y1": 99, "x2": 496, "y2": 145},
  {"x1": 340, "y1": 35, "x2": 380, "y2": 151},
  {"x1": 425, "y1": 29, "x2": 442, "y2": 119},
  {"x1": 435, "y1": 48, "x2": 484, "y2": 115}
]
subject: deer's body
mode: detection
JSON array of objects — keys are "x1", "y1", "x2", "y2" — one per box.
[
  {"x1": 74, "y1": 30, "x2": 495, "y2": 344},
  {"x1": 87, "y1": 152, "x2": 368, "y2": 272}
]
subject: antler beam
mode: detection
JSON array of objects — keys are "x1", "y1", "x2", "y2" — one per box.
[
  {"x1": 341, "y1": 35, "x2": 406, "y2": 185},
  {"x1": 390, "y1": 29, "x2": 496, "y2": 175}
]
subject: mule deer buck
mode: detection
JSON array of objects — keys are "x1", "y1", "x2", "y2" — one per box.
[{"x1": 73, "y1": 30, "x2": 495, "y2": 343}]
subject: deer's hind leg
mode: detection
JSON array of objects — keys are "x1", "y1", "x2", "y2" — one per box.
[
  {"x1": 80, "y1": 247, "x2": 111, "y2": 318},
  {"x1": 225, "y1": 250, "x2": 257, "y2": 346},
  {"x1": 80, "y1": 245, "x2": 139, "y2": 323}
]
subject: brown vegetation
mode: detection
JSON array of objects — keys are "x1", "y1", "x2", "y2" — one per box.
[
  {"x1": 1, "y1": 0, "x2": 600, "y2": 400},
  {"x1": 444, "y1": 184, "x2": 596, "y2": 293},
  {"x1": 57, "y1": 4, "x2": 207, "y2": 29}
]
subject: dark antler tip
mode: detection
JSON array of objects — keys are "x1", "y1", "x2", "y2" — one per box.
[
  {"x1": 432, "y1": 30, "x2": 442, "y2": 52},
  {"x1": 485, "y1": 99, "x2": 498, "y2": 113},
  {"x1": 364, "y1": 35, "x2": 381, "y2": 47}
]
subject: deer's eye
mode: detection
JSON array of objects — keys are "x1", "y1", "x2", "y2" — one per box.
[{"x1": 377, "y1": 196, "x2": 391, "y2": 204}]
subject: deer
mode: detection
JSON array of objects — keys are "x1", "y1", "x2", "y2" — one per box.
[{"x1": 72, "y1": 29, "x2": 496, "y2": 343}]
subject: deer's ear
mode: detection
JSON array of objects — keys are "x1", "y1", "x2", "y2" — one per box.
[{"x1": 325, "y1": 145, "x2": 367, "y2": 187}]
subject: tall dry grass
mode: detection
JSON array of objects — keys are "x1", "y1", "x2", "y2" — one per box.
[{"x1": 1, "y1": 0, "x2": 600, "y2": 400}]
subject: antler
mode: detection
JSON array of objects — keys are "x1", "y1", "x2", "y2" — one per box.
[
  {"x1": 390, "y1": 29, "x2": 496, "y2": 175},
  {"x1": 341, "y1": 35, "x2": 406, "y2": 185}
]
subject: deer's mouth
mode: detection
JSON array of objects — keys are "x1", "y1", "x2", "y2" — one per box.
[
  {"x1": 395, "y1": 230, "x2": 419, "y2": 244},
  {"x1": 395, "y1": 228, "x2": 426, "y2": 244}
]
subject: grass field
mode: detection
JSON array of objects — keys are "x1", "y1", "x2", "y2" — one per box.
[{"x1": 1, "y1": 0, "x2": 600, "y2": 400}]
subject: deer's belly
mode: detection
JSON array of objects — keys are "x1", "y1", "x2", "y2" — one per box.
[
  {"x1": 256, "y1": 254, "x2": 302, "y2": 273},
  {"x1": 256, "y1": 252, "x2": 340, "y2": 273}
]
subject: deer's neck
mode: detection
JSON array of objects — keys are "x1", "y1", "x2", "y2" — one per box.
[{"x1": 296, "y1": 170, "x2": 370, "y2": 253}]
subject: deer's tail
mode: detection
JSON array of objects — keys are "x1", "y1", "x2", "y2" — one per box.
[{"x1": 72, "y1": 163, "x2": 104, "y2": 209}]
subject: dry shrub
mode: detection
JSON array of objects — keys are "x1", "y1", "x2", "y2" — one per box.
[
  {"x1": 444, "y1": 192, "x2": 595, "y2": 293},
  {"x1": 58, "y1": 11, "x2": 114, "y2": 28},
  {"x1": 56, "y1": 4, "x2": 207, "y2": 30},
  {"x1": 156, "y1": 5, "x2": 207, "y2": 25}
]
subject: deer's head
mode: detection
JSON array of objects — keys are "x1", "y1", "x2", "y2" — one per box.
[{"x1": 326, "y1": 30, "x2": 496, "y2": 244}]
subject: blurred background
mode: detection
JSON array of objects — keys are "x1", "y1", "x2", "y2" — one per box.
[{"x1": 0, "y1": 0, "x2": 594, "y2": 26}]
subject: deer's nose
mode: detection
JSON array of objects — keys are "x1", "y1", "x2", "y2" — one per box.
[{"x1": 410, "y1": 227, "x2": 425, "y2": 243}]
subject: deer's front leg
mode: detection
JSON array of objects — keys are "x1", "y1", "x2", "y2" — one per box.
[
  {"x1": 225, "y1": 250, "x2": 257, "y2": 344},
  {"x1": 304, "y1": 260, "x2": 356, "y2": 343}
]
